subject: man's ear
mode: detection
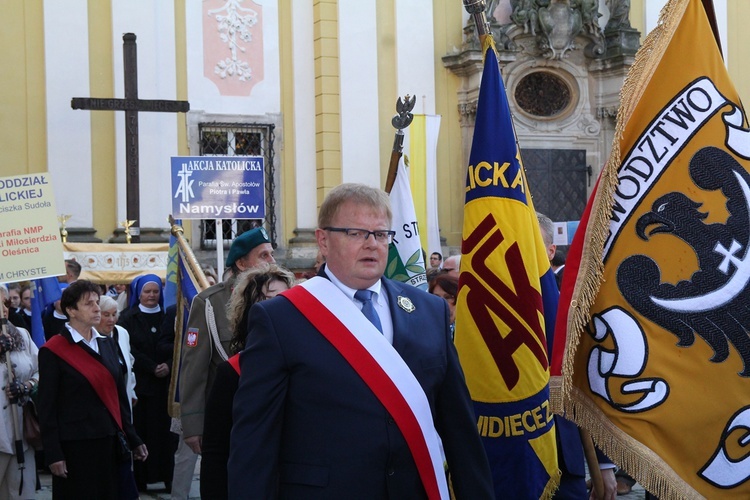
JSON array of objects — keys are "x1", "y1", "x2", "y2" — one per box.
[
  {"x1": 547, "y1": 243, "x2": 556, "y2": 262},
  {"x1": 315, "y1": 228, "x2": 328, "y2": 256}
]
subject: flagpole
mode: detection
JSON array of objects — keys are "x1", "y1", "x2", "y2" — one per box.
[
  {"x1": 460, "y1": 1, "x2": 609, "y2": 497},
  {"x1": 168, "y1": 216, "x2": 211, "y2": 291},
  {"x1": 462, "y1": 0, "x2": 491, "y2": 40},
  {"x1": 384, "y1": 95, "x2": 416, "y2": 194},
  {"x1": 167, "y1": 216, "x2": 209, "y2": 418}
]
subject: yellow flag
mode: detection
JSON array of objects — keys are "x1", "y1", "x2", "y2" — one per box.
[{"x1": 553, "y1": 1, "x2": 750, "y2": 497}]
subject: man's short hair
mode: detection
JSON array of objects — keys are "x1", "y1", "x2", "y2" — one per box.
[
  {"x1": 536, "y1": 212, "x2": 554, "y2": 247},
  {"x1": 318, "y1": 183, "x2": 392, "y2": 228},
  {"x1": 443, "y1": 254, "x2": 461, "y2": 270},
  {"x1": 65, "y1": 259, "x2": 82, "y2": 279},
  {"x1": 61, "y1": 280, "x2": 100, "y2": 319},
  {"x1": 431, "y1": 252, "x2": 442, "y2": 261}
]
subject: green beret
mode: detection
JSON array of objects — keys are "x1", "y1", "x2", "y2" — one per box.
[{"x1": 226, "y1": 227, "x2": 271, "y2": 267}]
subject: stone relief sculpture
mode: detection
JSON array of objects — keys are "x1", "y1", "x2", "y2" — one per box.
[
  {"x1": 538, "y1": 1, "x2": 583, "y2": 60},
  {"x1": 208, "y1": 0, "x2": 259, "y2": 82},
  {"x1": 510, "y1": 0, "x2": 540, "y2": 36},
  {"x1": 577, "y1": 0, "x2": 603, "y2": 37},
  {"x1": 605, "y1": 0, "x2": 631, "y2": 31}
]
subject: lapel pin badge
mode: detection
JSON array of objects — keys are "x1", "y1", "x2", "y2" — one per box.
[{"x1": 397, "y1": 296, "x2": 415, "y2": 313}]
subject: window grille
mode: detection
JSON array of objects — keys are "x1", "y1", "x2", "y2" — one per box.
[{"x1": 198, "y1": 122, "x2": 277, "y2": 249}]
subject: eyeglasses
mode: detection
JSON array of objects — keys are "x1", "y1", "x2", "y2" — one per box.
[{"x1": 323, "y1": 227, "x2": 396, "y2": 244}]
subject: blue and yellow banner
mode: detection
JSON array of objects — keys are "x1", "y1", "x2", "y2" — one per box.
[
  {"x1": 166, "y1": 223, "x2": 206, "y2": 417},
  {"x1": 454, "y1": 37, "x2": 559, "y2": 499},
  {"x1": 552, "y1": 0, "x2": 750, "y2": 497}
]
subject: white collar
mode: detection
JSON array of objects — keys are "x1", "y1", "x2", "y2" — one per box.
[
  {"x1": 66, "y1": 323, "x2": 105, "y2": 344},
  {"x1": 324, "y1": 268, "x2": 382, "y2": 301},
  {"x1": 138, "y1": 303, "x2": 161, "y2": 314}
]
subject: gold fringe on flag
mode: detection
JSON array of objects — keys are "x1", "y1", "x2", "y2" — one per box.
[{"x1": 560, "y1": 0, "x2": 689, "y2": 399}]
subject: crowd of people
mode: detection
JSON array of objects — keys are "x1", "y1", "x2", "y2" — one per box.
[{"x1": 0, "y1": 183, "x2": 640, "y2": 499}]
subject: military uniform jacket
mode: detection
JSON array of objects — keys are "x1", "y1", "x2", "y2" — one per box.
[{"x1": 179, "y1": 278, "x2": 235, "y2": 438}]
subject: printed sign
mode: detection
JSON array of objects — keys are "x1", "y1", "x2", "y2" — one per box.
[
  {"x1": 171, "y1": 156, "x2": 265, "y2": 219},
  {"x1": 0, "y1": 173, "x2": 65, "y2": 282}
]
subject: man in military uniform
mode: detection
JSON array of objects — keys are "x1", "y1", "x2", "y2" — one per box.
[{"x1": 179, "y1": 227, "x2": 275, "y2": 454}]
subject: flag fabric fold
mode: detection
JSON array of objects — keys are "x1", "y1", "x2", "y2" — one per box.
[
  {"x1": 386, "y1": 156, "x2": 427, "y2": 290},
  {"x1": 408, "y1": 114, "x2": 443, "y2": 257},
  {"x1": 166, "y1": 223, "x2": 205, "y2": 417},
  {"x1": 31, "y1": 277, "x2": 63, "y2": 347},
  {"x1": 552, "y1": 1, "x2": 750, "y2": 498},
  {"x1": 453, "y1": 35, "x2": 559, "y2": 499}
]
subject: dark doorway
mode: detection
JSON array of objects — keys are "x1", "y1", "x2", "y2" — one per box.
[{"x1": 521, "y1": 148, "x2": 589, "y2": 222}]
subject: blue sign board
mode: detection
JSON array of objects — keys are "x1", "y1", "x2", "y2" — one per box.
[{"x1": 171, "y1": 156, "x2": 265, "y2": 219}]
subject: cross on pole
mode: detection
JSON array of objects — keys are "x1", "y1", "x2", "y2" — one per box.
[{"x1": 71, "y1": 33, "x2": 189, "y2": 243}]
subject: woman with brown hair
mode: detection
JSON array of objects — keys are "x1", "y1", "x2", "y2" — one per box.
[
  {"x1": 200, "y1": 264, "x2": 296, "y2": 500},
  {"x1": 428, "y1": 272, "x2": 459, "y2": 340}
]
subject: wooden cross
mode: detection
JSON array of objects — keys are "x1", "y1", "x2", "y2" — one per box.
[{"x1": 71, "y1": 33, "x2": 189, "y2": 243}]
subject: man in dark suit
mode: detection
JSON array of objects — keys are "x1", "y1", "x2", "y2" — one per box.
[
  {"x1": 537, "y1": 213, "x2": 616, "y2": 499},
  {"x1": 228, "y1": 183, "x2": 493, "y2": 499}
]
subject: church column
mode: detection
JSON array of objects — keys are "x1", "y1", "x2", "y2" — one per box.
[
  {"x1": 313, "y1": 0, "x2": 342, "y2": 204},
  {"x1": 280, "y1": 0, "x2": 319, "y2": 269}
]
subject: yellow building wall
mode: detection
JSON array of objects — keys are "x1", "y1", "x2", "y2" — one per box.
[
  {"x1": 376, "y1": 0, "x2": 398, "y2": 191},
  {"x1": 313, "y1": 0, "x2": 342, "y2": 205},
  {"x1": 278, "y1": 0, "x2": 297, "y2": 245},
  {"x1": 727, "y1": 1, "x2": 750, "y2": 105},
  {"x1": 1, "y1": 1, "x2": 46, "y2": 176},
  {"x1": 87, "y1": 1, "x2": 117, "y2": 239},
  {"x1": 433, "y1": 1, "x2": 465, "y2": 247}
]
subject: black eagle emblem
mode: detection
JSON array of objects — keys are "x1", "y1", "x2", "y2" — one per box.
[{"x1": 616, "y1": 147, "x2": 750, "y2": 376}]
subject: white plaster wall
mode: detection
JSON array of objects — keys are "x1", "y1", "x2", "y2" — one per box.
[
  {"x1": 396, "y1": 0, "x2": 436, "y2": 115},
  {"x1": 112, "y1": 0, "x2": 178, "y2": 228},
  {"x1": 43, "y1": 0, "x2": 93, "y2": 228},
  {"x1": 643, "y1": 0, "x2": 727, "y2": 65},
  {"x1": 185, "y1": 0, "x2": 281, "y2": 117},
  {"x1": 292, "y1": 0, "x2": 317, "y2": 228},
  {"x1": 338, "y1": 1, "x2": 381, "y2": 186}
]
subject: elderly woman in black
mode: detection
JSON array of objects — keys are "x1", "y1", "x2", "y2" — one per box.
[{"x1": 38, "y1": 280, "x2": 147, "y2": 499}]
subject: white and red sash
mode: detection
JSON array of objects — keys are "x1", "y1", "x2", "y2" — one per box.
[{"x1": 282, "y1": 277, "x2": 449, "y2": 500}]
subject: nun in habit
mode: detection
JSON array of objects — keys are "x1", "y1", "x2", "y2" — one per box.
[{"x1": 118, "y1": 274, "x2": 177, "y2": 492}]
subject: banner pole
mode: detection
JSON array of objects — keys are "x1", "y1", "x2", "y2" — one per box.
[{"x1": 384, "y1": 95, "x2": 416, "y2": 194}]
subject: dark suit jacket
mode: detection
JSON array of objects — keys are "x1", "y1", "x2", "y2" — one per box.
[
  {"x1": 228, "y1": 276, "x2": 493, "y2": 499},
  {"x1": 118, "y1": 307, "x2": 166, "y2": 398},
  {"x1": 201, "y1": 360, "x2": 239, "y2": 500},
  {"x1": 37, "y1": 328, "x2": 142, "y2": 465}
]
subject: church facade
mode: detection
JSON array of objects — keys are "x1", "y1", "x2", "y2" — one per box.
[{"x1": 2, "y1": 0, "x2": 748, "y2": 272}]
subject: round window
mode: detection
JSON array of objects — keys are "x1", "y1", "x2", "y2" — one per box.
[{"x1": 514, "y1": 71, "x2": 572, "y2": 118}]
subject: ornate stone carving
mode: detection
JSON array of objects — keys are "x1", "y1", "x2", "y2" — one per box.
[
  {"x1": 578, "y1": 113, "x2": 601, "y2": 136},
  {"x1": 605, "y1": 0, "x2": 631, "y2": 31},
  {"x1": 458, "y1": 101, "x2": 478, "y2": 127},
  {"x1": 537, "y1": 1, "x2": 582, "y2": 60}
]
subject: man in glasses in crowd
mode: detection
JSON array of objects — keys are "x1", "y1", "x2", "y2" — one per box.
[{"x1": 228, "y1": 183, "x2": 493, "y2": 499}]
